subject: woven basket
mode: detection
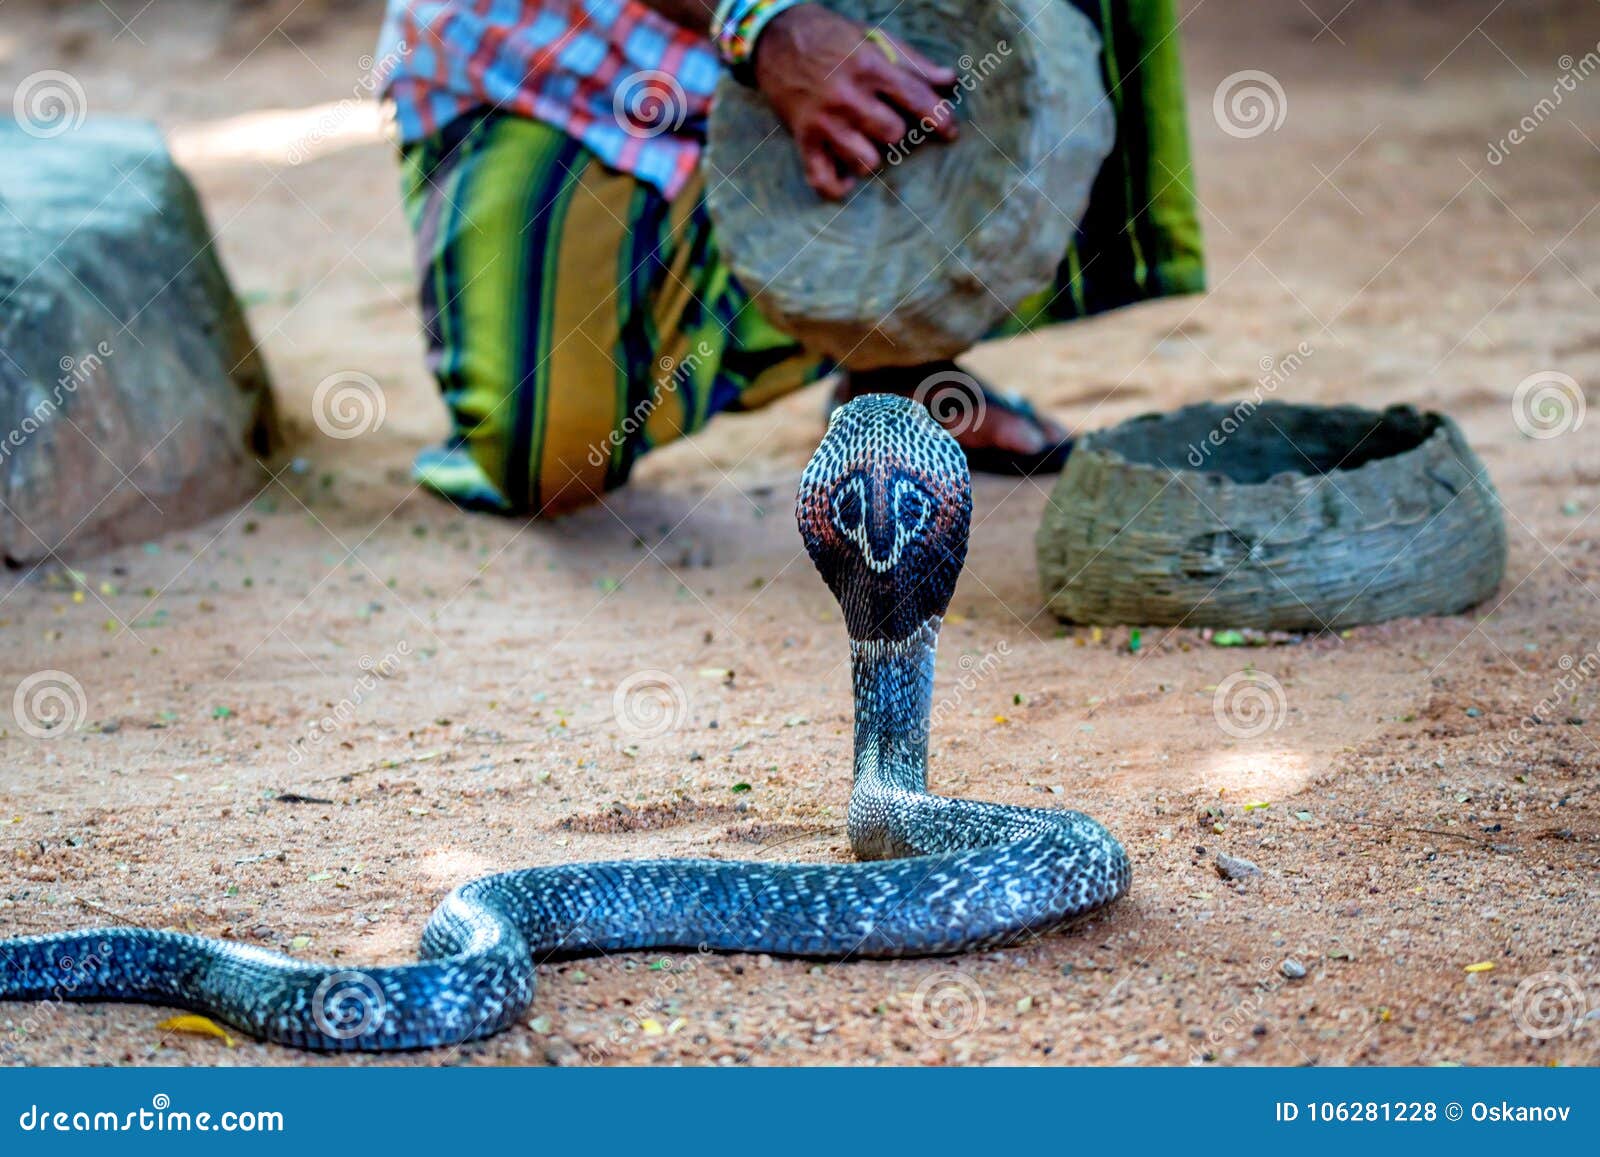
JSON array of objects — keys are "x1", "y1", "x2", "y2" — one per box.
[
  {"x1": 703, "y1": 0, "x2": 1112, "y2": 369},
  {"x1": 1036, "y1": 402, "x2": 1507, "y2": 629}
]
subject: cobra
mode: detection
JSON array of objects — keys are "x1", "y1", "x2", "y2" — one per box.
[{"x1": 0, "y1": 395, "x2": 1129, "y2": 1051}]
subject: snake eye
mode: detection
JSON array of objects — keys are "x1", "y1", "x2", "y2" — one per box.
[{"x1": 831, "y1": 477, "x2": 867, "y2": 535}]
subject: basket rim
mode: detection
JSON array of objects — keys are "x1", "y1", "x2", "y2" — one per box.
[{"x1": 1070, "y1": 401, "x2": 1463, "y2": 492}]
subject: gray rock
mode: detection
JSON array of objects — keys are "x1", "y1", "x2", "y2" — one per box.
[
  {"x1": 1280, "y1": 957, "x2": 1307, "y2": 980},
  {"x1": 0, "y1": 119, "x2": 273, "y2": 564},
  {"x1": 1214, "y1": 851, "x2": 1262, "y2": 880}
]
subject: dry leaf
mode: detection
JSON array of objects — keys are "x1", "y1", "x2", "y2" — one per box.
[{"x1": 158, "y1": 1014, "x2": 235, "y2": 1047}]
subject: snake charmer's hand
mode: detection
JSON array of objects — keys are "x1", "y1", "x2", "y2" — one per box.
[{"x1": 752, "y1": 4, "x2": 959, "y2": 199}]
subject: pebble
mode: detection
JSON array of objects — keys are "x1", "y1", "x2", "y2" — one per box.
[
  {"x1": 1281, "y1": 957, "x2": 1307, "y2": 980},
  {"x1": 1214, "y1": 852, "x2": 1261, "y2": 880},
  {"x1": 543, "y1": 1036, "x2": 582, "y2": 1066}
]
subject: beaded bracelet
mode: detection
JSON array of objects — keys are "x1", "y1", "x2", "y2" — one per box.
[{"x1": 712, "y1": 0, "x2": 809, "y2": 81}]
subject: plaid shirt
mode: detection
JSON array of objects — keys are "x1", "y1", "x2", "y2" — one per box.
[{"x1": 377, "y1": 1, "x2": 722, "y2": 198}]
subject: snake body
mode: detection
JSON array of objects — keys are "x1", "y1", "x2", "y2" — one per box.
[{"x1": 0, "y1": 395, "x2": 1128, "y2": 1051}]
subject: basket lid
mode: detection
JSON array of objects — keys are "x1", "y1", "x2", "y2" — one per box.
[{"x1": 704, "y1": 0, "x2": 1113, "y2": 369}]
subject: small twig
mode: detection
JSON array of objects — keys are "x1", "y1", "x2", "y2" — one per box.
[
  {"x1": 1336, "y1": 816, "x2": 1494, "y2": 846},
  {"x1": 757, "y1": 829, "x2": 824, "y2": 858},
  {"x1": 458, "y1": 733, "x2": 565, "y2": 745},
  {"x1": 306, "y1": 749, "x2": 446, "y2": 785},
  {"x1": 73, "y1": 898, "x2": 149, "y2": 928}
]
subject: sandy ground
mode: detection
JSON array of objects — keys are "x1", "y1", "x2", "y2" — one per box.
[{"x1": 1, "y1": 0, "x2": 1598, "y2": 1067}]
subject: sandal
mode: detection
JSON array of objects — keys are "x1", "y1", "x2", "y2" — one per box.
[{"x1": 826, "y1": 368, "x2": 1074, "y2": 477}]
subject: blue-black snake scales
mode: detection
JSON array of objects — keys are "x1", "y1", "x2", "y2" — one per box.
[{"x1": 0, "y1": 395, "x2": 1129, "y2": 1051}]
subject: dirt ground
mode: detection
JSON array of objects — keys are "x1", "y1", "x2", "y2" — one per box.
[{"x1": 1, "y1": 0, "x2": 1598, "y2": 1067}]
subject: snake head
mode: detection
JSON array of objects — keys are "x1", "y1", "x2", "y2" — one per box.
[{"x1": 797, "y1": 394, "x2": 971, "y2": 642}]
